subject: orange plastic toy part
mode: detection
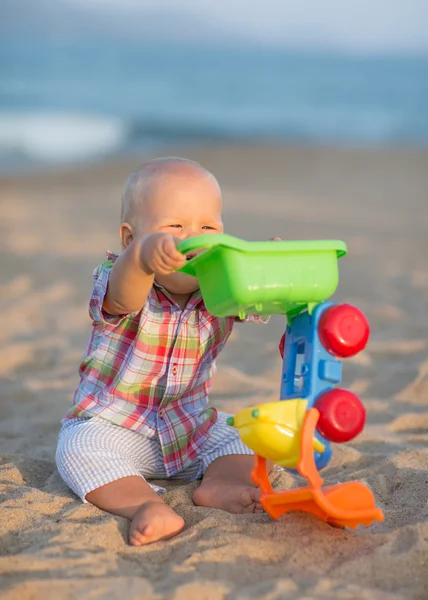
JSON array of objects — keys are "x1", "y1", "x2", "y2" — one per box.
[{"x1": 251, "y1": 408, "x2": 384, "y2": 528}]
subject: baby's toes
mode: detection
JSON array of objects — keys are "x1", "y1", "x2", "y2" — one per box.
[
  {"x1": 251, "y1": 491, "x2": 265, "y2": 513},
  {"x1": 129, "y1": 528, "x2": 145, "y2": 546},
  {"x1": 129, "y1": 523, "x2": 152, "y2": 546},
  {"x1": 240, "y1": 487, "x2": 263, "y2": 513}
]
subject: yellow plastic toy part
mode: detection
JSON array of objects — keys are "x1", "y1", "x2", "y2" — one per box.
[{"x1": 227, "y1": 399, "x2": 324, "y2": 469}]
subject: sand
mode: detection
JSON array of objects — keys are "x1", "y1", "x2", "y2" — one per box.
[{"x1": 0, "y1": 144, "x2": 427, "y2": 600}]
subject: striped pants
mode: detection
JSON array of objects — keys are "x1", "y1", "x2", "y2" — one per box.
[{"x1": 56, "y1": 412, "x2": 253, "y2": 501}]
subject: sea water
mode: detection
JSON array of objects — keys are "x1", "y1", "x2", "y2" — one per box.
[{"x1": 1, "y1": 37, "x2": 427, "y2": 172}]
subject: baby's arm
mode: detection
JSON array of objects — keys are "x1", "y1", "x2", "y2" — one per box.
[{"x1": 103, "y1": 233, "x2": 186, "y2": 315}]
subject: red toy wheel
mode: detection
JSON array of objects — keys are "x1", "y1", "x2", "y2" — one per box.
[
  {"x1": 318, "y1": 304, "x2": 370, "y2": 358},
  {"x1": 279, "y1": 332, "x2": 286, "y2": 359},
  {"x1": 315, "y1": 388, "x2": 366, "y2": 443}
]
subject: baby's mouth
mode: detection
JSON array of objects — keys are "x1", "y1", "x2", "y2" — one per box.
[{"x1": 186, "y1": 249, "x2": 206, "y2": 261}]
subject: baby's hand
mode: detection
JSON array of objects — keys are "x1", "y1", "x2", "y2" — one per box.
[{"x1": 139, "y1": 233, "x2": 186, "y2": 276}]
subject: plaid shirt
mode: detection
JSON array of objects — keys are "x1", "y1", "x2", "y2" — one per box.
[{"x1": 66, "y1": 252, "x2": 263, "y2": 476}]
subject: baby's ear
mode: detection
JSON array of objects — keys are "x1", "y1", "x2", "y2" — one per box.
[{"x1": 120, "y1": 222, "x2": 134, "y2": 249}]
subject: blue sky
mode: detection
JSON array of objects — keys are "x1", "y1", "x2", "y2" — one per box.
[{"x1": 63, "y1": 0, "x2": 428, "y2": 54}]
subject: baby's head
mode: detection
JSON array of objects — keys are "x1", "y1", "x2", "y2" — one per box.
[{"x1": 120, "y1": 157, "x2": 224, "y2": 294}]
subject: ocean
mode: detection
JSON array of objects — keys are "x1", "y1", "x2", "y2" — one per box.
[{"x1": 1, "y1": 37, "x2": 427, "y2": 172}]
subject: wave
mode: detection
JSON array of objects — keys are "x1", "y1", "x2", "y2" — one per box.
[
  {"x1": 0, "y1": 107, "x2": 426, "y2": 171},
  {"x1": 0, "y1": 113, "x2": 127, "y2": 163},
  {"x1": 0, "y1": 112, "x2": 241, "y2": 169},
  {"x1": 0, "y1": 111, "x2": 246, "y2": 171}
]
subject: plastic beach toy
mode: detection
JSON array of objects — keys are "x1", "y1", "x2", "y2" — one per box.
[
  {"x1": 177, "y1": 234, "x2": 347, "y2": 319},
  {"x1": 178, "y1": 234, "x2": 384, "y2": 529}
]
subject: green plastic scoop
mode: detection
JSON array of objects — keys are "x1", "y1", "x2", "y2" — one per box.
[{"x1": 177, "y1": 234, "x2": 347, "y2": 318}]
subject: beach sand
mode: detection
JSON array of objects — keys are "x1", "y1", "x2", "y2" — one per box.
[{"x1": 0, "y1": 144, "x2": 427, "y2": 599}]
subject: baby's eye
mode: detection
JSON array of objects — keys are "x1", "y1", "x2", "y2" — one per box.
[
  {"x1": 168, "y1": 224, "x2": 182, "y2": 229},
  {"x1": 202, "y1": 226, "x2": 215, "y2": 230}
]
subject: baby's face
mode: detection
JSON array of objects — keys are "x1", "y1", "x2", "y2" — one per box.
[{"x1": 135, "y1": 169, "x2": 224, "y2": 295}]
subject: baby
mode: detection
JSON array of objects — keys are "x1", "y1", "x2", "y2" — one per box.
[{"x1": 56, "y1": 157, "x2": 270, "y2": 546}]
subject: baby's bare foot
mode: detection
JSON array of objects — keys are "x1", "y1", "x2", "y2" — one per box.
[
  {"x1": 129, "y1": 500, "x2": 184, "y2": 546},
  {"x1": 193, "y1": 479, "x2": 263, "y2": 514}
]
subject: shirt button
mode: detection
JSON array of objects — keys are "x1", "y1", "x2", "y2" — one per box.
[
  {"x1": 158, "y1": 408, "x2": 165, "y2": 419},
  {"x1": 171, "y1": 365, "x2": 178, "y2": 376}
]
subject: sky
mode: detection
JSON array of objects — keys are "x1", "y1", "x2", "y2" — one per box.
[{"x1": 62, "y1": 0, "x2": 428, "y2": 54}]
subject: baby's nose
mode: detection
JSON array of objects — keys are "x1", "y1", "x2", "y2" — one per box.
[{"x1": 185, "y1": 230, "x2": 199, "y2": 239}]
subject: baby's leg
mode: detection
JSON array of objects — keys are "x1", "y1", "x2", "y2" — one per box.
[
  {"x1": 192, "y1": 413, "x2": 273, "y2": 514},
  {"x1": 56, "y1": 418, "x2": 184, "y2": 545}
]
